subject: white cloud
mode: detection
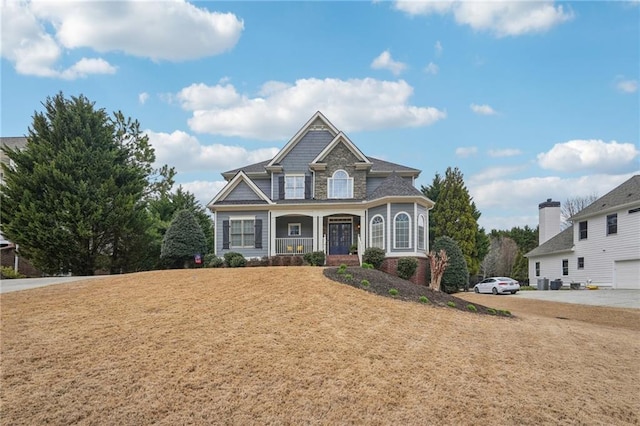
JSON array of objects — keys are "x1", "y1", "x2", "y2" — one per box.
[
  {"x1": 470, "y1": 173, "x2": 637, "y2": 230},
  {"x1": 424, "y1": 62, "x2": 439, "y2": 75},
  {"x1": 180, "y1": 78, "x2": 446, "y2": 140},
  {"x1": 470, "y1": 103, "x2": 497, "y2": 115},
  {"x1": 488, "y1": 148, "x2": 522, "y2": 158},
  {"x1": 371, "y1": 50, "x2": 407, "y2": 75},
  {"x1": 139, "y1": 92, "x2": 150, "y2": 105},
  {"x1": 180, "y1": 180, "x2": 229, "y2": 208},
  {"x1": 615, "y1": 78, "x2": 638, "y2": 94},
  {"x1": 456, "y1": 146, "x2": 478, "y2": 157},
  {"x1": 434, "y1": 40, "x2": 443, "y2": 56},
  {"x1": 537, "y1": 140, "x2": 639, "y2": 173},
  {"x1": 146, "y1": 130, "x2": 280, "y2": 173},
  {"x1": 0, "y1": 0, "x2": 243, "y2": 78},
  {"x1": 395, "y1": 1, "x2": 573, "y2": 37}
]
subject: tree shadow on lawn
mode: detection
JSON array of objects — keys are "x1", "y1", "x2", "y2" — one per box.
[{"x1": 323, "y1": 266, "x2": 514, "y2": 318}]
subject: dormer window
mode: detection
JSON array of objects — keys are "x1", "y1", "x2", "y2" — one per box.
[{"x1": 328, "y1": 169, "x2": 353, "y2": 199}]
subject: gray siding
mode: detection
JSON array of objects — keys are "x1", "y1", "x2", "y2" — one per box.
[
  {"x1": 280, "y1": 130, "x2": 333, "y2": 171},
  {"x1": 253, "y1": 178, "x2": 271, "y2": 197},
  {"x1": 225, "y1": 181, "x2": 262, "y2": 201},
  {"x1": 276, "y1": 216, "x2": 314, "y2": 238},
  {"x1": 390, "y1": 203, "x2": 414, "y2": 253},
  {"x1": 216, "y1": 211, "x2": 268, "y2": 258}
]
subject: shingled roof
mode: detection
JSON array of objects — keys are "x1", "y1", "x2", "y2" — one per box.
[
  {"x1": 570, "y1": 175, "x2": 640, "y2": 221},
  {"x1": 525, "y1": 225, "x2": 574, "y2": 257},
  {"x1": 368, "y1": 172, "x2": 426, "y2": 201}
]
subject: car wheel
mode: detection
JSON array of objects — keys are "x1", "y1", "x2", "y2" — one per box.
[
  {"x1": 474, "y1": 287, "x2": 479, "y2": 293},
  {"x1": 492, "y1": 287, "x2": 498, "y2": 295},
  {"x1": 511, "y1": 291, "x2": 518, "y2": 294}
]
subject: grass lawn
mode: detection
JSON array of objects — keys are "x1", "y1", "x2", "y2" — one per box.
[{"x1": 1, "y1": 267, "x2": 638, "y2": 425}]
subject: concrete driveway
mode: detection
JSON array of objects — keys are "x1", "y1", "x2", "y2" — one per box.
[
  {"x1": 0, "y1": 276, "x2": 105, "y2": 294},
  {"x1": 513, "y1": 289, "x2": 640, "y2": 309}
]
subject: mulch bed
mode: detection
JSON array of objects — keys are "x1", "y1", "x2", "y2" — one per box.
[{"x1": 323, "y1": 266, "x2": 512, "y2": 317}]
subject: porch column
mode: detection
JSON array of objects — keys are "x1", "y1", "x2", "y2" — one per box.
[{"x1": 270, "y1": 212, "x2": 277, "y2": 256}]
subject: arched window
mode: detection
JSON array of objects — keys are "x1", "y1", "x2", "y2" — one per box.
[
  {"x1": 328, "y1": 169, "x2": 353, "y2": 199},
  {"x1": 394, "y1": 212, "x2": 411, "y2": 249},
  {"x1": 418, "y1": 214, "x2": 426, "y2": 250},
  {"x1": 370, "y1": 215, "x2": 385, "y2": 250}
]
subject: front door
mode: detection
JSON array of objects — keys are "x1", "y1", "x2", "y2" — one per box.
[{"x1": 328, "y1": 222, "x2": 352, "y2": 255}]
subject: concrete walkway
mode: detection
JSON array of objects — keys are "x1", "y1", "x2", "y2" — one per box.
[
  {"x1": 514, "y1": 289, "x2": 640, "y2": 309},
  {"x1": 0, "y1": 276, "x2": 105, "y2": 294}
]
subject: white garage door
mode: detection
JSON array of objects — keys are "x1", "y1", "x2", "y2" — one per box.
[{"x1": 614, "y1": 260, "x2": 640, "y2": 289}]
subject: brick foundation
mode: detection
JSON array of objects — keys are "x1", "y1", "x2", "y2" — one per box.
[{"x1": 381, "y1": 257, "x2": 428, "y2": 286}]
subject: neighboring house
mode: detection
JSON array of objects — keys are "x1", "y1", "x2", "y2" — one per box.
[
  {"x1": 525, "y1": 175, "x2": 640, "y2": 289},
  {"x1": 207, "y1": 112, "x2": 434, "y2": 282},
  {"x1": 1, "y1": 137, "x2": 41, "y2": 276}
]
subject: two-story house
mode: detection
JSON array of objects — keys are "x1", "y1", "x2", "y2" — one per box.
[
  {"x1": 525, "y1": 175, "x2": 640, "y2": 289},
  {"x1": 207, "y1": 112, "x2": 434, "y2": 281}
]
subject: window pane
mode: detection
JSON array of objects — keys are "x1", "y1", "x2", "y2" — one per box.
[
  {"x1": 395, "y1": 213, "x2": 410, "y2": 248},
  {"x1": 371, "y1": 216, "x2": 384, "y2": 249}
]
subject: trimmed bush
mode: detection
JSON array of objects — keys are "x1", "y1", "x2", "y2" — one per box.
[
  {"x1": 204, "y1": 254, "x2": 224, "y2": 268},
  {"x1": 0, "y1": 266, "x2": 25, "y2": 279},
  {"x1": 361, "y1": 262, "x2": 374, "y2": 269},
  {"x1": 223, "y1": 252, "x2": 244, "y2": 267},
  {"x1": 361, "y1": 279, "x2": 370, "y2": 287},
  {"x1": 397, "y1": 257, "x2": 418, "y2": 280},
  {"x1": 419, "y1": 295, "x2": 429, "y2": 304},
  {"x1": 447, "y1": 301, "x2": 456, "y2": 308},
  {"x1": 229, "y1": 256, "x2": 246, "y2": 268},
  {"x1": 432, "y1": 236, "x2": 469, "y2": 294},
  {"x1": 388, "y1": 288, "x2": 399, "y2": 296},
  {"x1": 466, "y1": 304, "x2": 477, "y2": 312},
  {"x1": 303, "y1": 251, "x2": 325, "y2": 266},
  {"x1": 362, "y1": 247, "x2": 385, "y2": 269}
]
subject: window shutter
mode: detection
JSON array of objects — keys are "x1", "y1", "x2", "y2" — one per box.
[
  {"x1": 254, "y1": 219, "x2": 262, "y2": 248},
  {"x1": 278, "y1": 176, "x2": 285, "y2": 200},
  {"x1": 222, "y1": 220, "x2": 230, "y2": 249},
  {"x1": 305, "y1": 175, "x2": 312, "y2": 199}
]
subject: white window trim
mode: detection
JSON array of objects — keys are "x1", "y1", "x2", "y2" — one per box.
[
  {"x1": 327, "y1": 169, "x2": 354, "y2": 199},
  {"x1": 393, "y1": 211, "x2": 411, "y2": 249},
  {"x1": 285, "y1": 174, "x2": 305, "y2": 200},
  {"x1": 369, "y1": 214, "x2": 385, "y2": 250},
  {"x1": 418, "y1": 214, "x2": 426, "y2": 250},
  {"x1": 288, "y1": 223, "x2": 302, "y2": 236}
]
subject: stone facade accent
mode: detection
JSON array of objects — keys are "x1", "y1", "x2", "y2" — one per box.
[{"x1": 314, "y1": 142, "x2": 367, "y2": 199}]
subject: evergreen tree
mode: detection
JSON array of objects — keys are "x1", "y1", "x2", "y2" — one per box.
[
  {"x1": 432, "y1": 236, "x2": 468, "y2": 293},
  {"x1": 0, "y1": 93, "x2": 174, "y2": 275},
  {"x1": 160, "y1": 209, "x2": 207, "y2": 268},
  {"x1": 429, "y1": 167, "x2": 480, "y2": 275}
]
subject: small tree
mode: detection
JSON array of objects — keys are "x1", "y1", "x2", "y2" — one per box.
[
  {"x1": 428, "y1": 249, "x2": 449, "y2": 292},
  {"x1": 432, "y1": 236, "x2": 468, "y2": 293},
  {"x1": 160, "y1": 210, "x2": 207, "y2": 268}
]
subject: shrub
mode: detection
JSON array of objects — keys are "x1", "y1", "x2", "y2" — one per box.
[
  {"x1": 397, "y1": 257, "x2": 418, "y2": 280},
  {"x1": 344, "y1": 274, "x2": 353, "y2": 281},
  {"x1": 361, "y1": 262, "x2": 374, "y2": 269},
  {"x1": 0, "y1": 266, "x2": 25, "y2": 279},
  {"x1": 223, "y1": 252, "x2": 244, "y2": 267},
  {"x1": 388, "y1": 288, "x2": 399, "y2": 296},
  {"x1": 466, "y1": 304, "x2": 477, "y2": 312},
  {"x1": 362, "y1": 247, "x2": 385, "y2": 269},
  {"x1": 205, "y1": 254, "x2": 224, "y2": 268},
  {"x1": 432, "y1": 236, "x2": 469, "y2": 294},
  {"x1": 246, "y1": 257, "x2": 269, "y2": 267},
  {"x1": 498, "y1": 309, "x2": 511, "y2": 316},
  {"x1": 419, "y1": 296, "x2": 429, "y2": 304},
  {"x1": 229, "y1": 256, "x2": 246, "y2": 268},
  {"x1": 361, "y1": 279, "x2": 370, "y2": 287},
  {"x1": 447, "y1": 301, "x2": 456, "y2": 308},
  {"x1": 487, "y1": 308, "x2": 497, "y2": 315},
  {"x1": 303, "y1": 251, "x2": 325, "y2": 266}
]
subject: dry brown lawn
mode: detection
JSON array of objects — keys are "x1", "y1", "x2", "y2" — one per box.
[{"x1": 1, "y1": 267, "x2": 639, "y2": 425}]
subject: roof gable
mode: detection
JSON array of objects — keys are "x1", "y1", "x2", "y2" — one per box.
[
  {"x1": 311, "y1": 132, "x2": 370, "y2": 165},
  {"x1": 208, "y1": 171, "x2": 272, "y2": 206},
  {"x1": 368, "y1": 173, "x2": 433, "y2": 206},
  {"x1": 570, "y1": 175, "x2": 640, "y2": 220},
  {"x1": 267, "y1": 111, "x2": 339, "y2": 167}
]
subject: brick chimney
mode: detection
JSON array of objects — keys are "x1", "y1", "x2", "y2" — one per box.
[{"x1": 538, "y1": 198, "x2": 561, "y2": 245}]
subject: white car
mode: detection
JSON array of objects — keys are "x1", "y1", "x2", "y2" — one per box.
[{"x1": 474, "y1": 277, "x2": 520, "y2": 295}]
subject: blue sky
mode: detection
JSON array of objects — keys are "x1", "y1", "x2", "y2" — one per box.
[{"x1": 2, "y1": 1, "x2": 638, "y2": 231}]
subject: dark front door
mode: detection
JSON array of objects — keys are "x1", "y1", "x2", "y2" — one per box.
[{"x1": 329, "y1": 222, "x2": 352, "y2": 255}]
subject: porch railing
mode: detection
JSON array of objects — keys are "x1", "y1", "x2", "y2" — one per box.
[{"x1": 275, "y1": 238, "x2": 313, "y2": 255}]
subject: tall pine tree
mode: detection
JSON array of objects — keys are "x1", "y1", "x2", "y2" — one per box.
[{"x1": 0, "y1": 93, "x2": 174, "y2": 275}]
